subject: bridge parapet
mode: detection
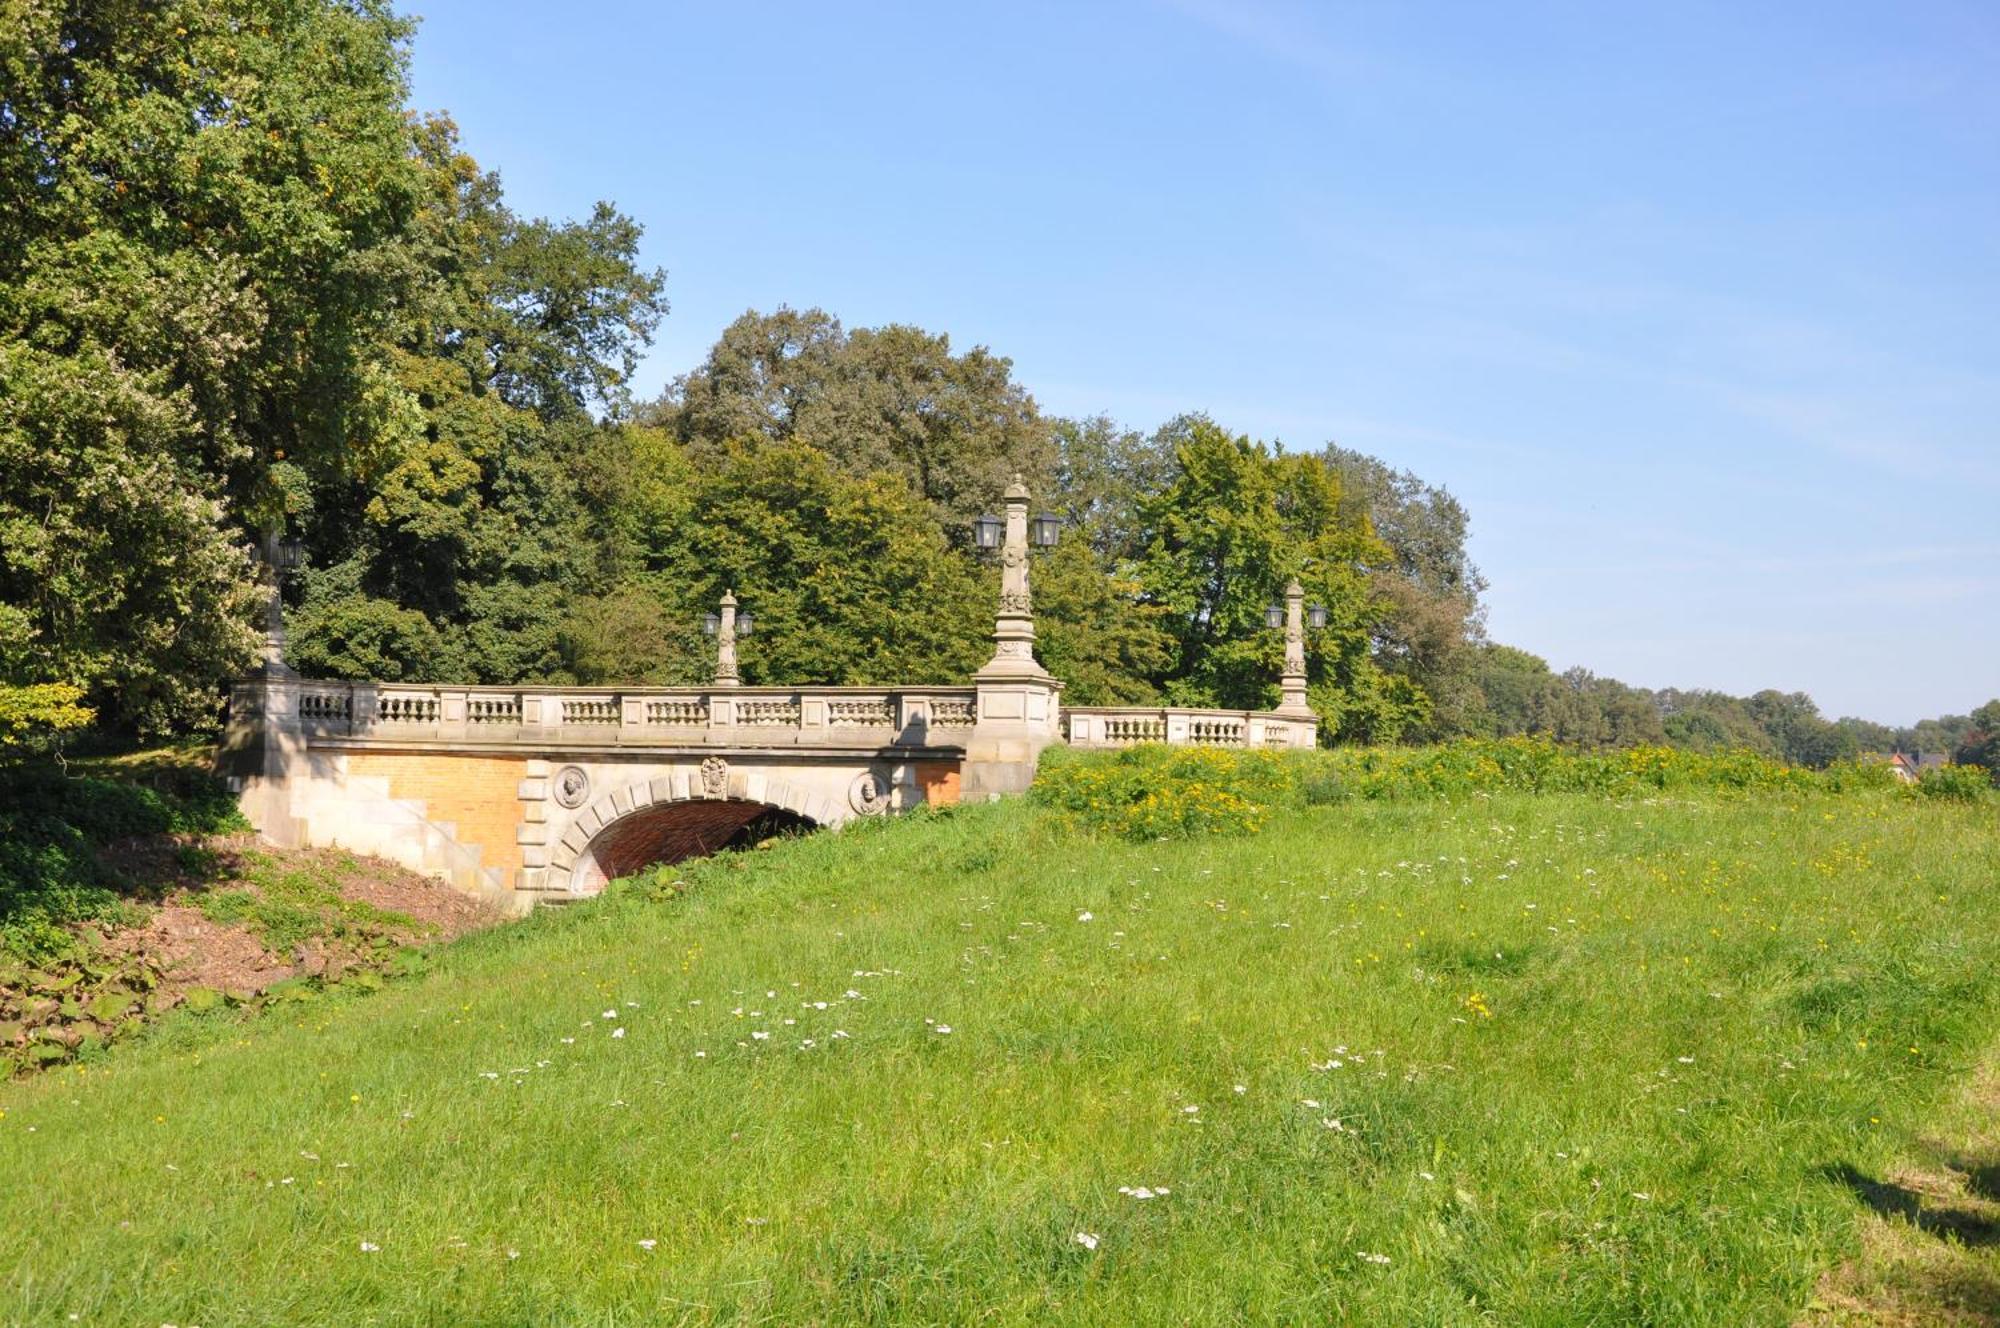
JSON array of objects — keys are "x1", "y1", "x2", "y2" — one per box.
[
  {"x1": 293, "y1": 680, "x2": 980, "y2": 751},
  {"x1": 1063, "y1": 705, "x2": 1317, "y2": 750}
]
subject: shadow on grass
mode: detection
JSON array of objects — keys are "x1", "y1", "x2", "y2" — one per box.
[
  {"x1": 1937, "y1": 1152, "x2": 2000, "y2": 1206},
  {"x1": 1824, "y1": 1163, "x2": 2000, "y2": 1248}
]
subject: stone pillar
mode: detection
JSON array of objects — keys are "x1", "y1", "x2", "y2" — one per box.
[
  {"x1": 963, "y1": 476, "x2": 1062, "y2": 798},
  {"x1": 1276, "y1": 578, "x2": 1312, "y2": 717},
  {"x1": 978, "y1": 476, "x2": 1042, "y2": 680},
  {"x1": 215, "y1": 671, "x2": 305, "y2": 847},
  {"x1": 714, "y1": 590, "x2": 742, "y2": 687},
  {"x1": 258, "y1": 528, "x2": 296, "y2": 678}
]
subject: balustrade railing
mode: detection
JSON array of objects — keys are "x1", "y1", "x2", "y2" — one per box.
[
  {"x1": 645, "y1": 698, "x2": 709, "y2": 726},
  {"x1": 467, "y1": 696, "x2": 520, "y2": 725},
  {"x1": 561, "y1": 697, "x2": 619, "y2": 726},
  {"x1": 290, "y1": 681, "x2": 983, "y2": 748},
  {"x1": 1063, "y1": 706, "x2": 1316, "y2": 750},
  {"x1": 287, "y1": 682, "x2": 1312, "y2": 751}
]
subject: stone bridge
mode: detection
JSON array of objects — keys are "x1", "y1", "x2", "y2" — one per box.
[{"x1": 219, "y1": 481, "x2": 1320, "y2": 914}]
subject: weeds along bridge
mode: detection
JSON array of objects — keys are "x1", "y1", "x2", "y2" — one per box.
[{"x1": 219, "y1": 482, "x2": 1317, "y2": 914}]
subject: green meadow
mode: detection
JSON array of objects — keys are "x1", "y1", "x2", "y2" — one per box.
[{"x1": 3, "y1": 780, "x2": 1997, "y2": 1325}]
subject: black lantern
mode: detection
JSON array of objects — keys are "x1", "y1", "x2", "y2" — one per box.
[
  {"x1": 702, "y1": 612, "x2": 720, "y2": 636},
  {"x1": 972, "y1": 513, "x2": 1003, "y2": 550},
  {"x1": 256, "y1": 531, "x2": 302, "y2": 574},
  {"x1": 1308, "y1": 602, "x2": 1328, "y2": 629},
  {"x1": 1264, "y1": 602, "x2": 1285, "y2": 630},
  {"x1": 1029, "y1": 512, "x2": 1062, "y2": 548},
  {"x1": 734, "y1": 611, "x2": 753, "y2": 637}
]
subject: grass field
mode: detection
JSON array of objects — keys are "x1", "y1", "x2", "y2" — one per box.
[{"x1": 2, "y1": 783, "x2": 1997, "y2": 1325}]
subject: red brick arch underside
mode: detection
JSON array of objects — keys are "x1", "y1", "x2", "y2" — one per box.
[{"x1": 572, "y1": 798, "x2": 815, "y2": 893}]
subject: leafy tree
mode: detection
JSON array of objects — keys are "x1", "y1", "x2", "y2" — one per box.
[
  {"x1": 1323, "y1": 446, "x2": 1487, "y2": 740},
  {"x1": 0, "y1": 682, "x2": 93, "y2": 753},
  {"x1": 1050, "y1": 414, "x2": 1174, "y2": 562},
  {"x1": 1470, "y1": 644, "x2": 1554, "y2": 737},
  {"x1": 1, "y1": 0, "x2": 428, "y2": 732},
  {"x1": 290, "y1": 118, "x2": 665, "y2": 684},
  {"x1": 1901, "y1": 713, "x2": 1976, "y2": 756},
  {"x1": 1657, "y1": 690, "x2": 1777, "y2": 754},
  {"x1": 627, "y1": 439, "x2": 991, "y2": 686},
  {"x1": 1029, "y1": 539, "x2": 1172, "y2": 707},
  {"x1": 1834, "y1": 716, "x2": 1896, "y2": 753},
  {"x1": 1743, "y1": 690, "x2": 1856, "y2": 768},
  {"x1": 656, "y1": 308, "x2": 1053, "y2": 532},
  {"x1": 1129, "y1": 417, "x2": 1415, "y2": 738},
  {"x1": 1952, "y1": 699, "x2": 2000, "y2": 785}
]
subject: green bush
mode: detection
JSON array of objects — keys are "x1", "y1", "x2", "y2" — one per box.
[
  {"x1": 1913, "y1": 763, "x2": 1993, "y2": 802},
  {"x1": 1032, "y1": 745, "x2": 1292, "y2": 840},
  {"x1": 1036, "y1": 738, "x2": 1913, "y2": 842}
]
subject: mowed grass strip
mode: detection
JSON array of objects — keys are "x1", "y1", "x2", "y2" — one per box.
[{"x1": 2, "y1": 791, "x2": 1997, "y2": 1325}]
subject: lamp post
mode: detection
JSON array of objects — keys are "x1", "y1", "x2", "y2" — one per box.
[
  {"x1": 702, "y1": 590, "x2": 751, "y2": 687},
  {"x1": 256, "y1": 527, "x2": 302, "y2": 675},
  {"x1": 1275, "y1": 578, "x2": 1312, "y2": 716},
  {"x1": 972, "y1": 476, "x2": 1059, "y2": 680}
]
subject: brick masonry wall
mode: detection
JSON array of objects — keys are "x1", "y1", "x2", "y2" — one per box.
[
  {"x1": 913, "y1": 760, "x2": 961, "y2": 807},
  {"x1": 345, "y1": 752, "x2": 530, "y2": 880}
]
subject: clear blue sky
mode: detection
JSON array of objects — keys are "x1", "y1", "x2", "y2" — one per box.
[{"x1": 407, "y1": 1, "x2": 1999, "y2": 726}]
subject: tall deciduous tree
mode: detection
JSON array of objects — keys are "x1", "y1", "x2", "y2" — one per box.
[
  {"x1": 1, "y1": 0, "x2": 430, "y2": 732},
  {"x1": 289, "y1": 116, "x2": 665, "y2": 685},
  {"x1": 1951, "y1": 699, "x2": 2000, "y2": 784},
  {"x1": 623, "y1": 439, "x2": 991, "y2": 686},
  {"x1": 1129, "y1": 416, "x2": 1421, "y2": 739},
  {"x1": 1323, "y1": 446, "x2": 1487, "y2": 740},
  {"x1": 656, "y1": 307, "x2": 1053, "y2": 532}
]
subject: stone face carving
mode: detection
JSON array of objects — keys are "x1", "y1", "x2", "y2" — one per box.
[
  {"x1": 699, "y1": 755, "x2": 729, "y2": 799},
  {"x1": 553, "y1": 765, "x2": 590, "y2": 809},
  {"x1": 997, "y1": 590, "x2": 1032, "y2": 615},
  {"x1": 849, "y1": 770, "x2": 889, "y2": 815}
]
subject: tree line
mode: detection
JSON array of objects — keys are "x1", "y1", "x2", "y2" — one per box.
[{"x1": 2, "y1": 0, "x2": 1992, "y2": 780}]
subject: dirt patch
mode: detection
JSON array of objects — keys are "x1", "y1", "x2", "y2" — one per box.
[
  {"x1": 301, "y1": 848, "x2": 499, "y2": 940},
  {"x1": 5, "y1": 839, "x2": 511, "y2": 1075},
  {"x1": 96, "y1": 842, "x2": 502, "y2": 999},
  {"x1": 99, "y1": 904, "x2": 293, "y2": 996}
]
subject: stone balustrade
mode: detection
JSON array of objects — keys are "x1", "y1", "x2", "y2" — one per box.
[
  {"x1": 1062, "y1": 705, "x2": 1317, "y2": 750},
  {"x1": 293, "y1": 681, "x2": 981, "y2": 750}
]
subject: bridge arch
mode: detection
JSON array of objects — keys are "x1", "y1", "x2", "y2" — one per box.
[{"x1": 552, "y1": 772, "x2": 839, "y2": 897}]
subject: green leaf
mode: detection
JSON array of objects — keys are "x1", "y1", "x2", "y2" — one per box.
[{"x1": 180, "y1": 986, "x2": 224, "y2": 1013}]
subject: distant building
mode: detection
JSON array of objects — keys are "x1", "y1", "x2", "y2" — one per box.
[{"x1": 1861, "y1": 751, "x2": 1951, "y2": 783}]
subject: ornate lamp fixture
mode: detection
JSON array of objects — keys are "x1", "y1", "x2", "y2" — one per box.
[
  {"x1": 973, "y1": 476, "x2": 1064, "y2": 681},
  {"x1": 703, "y1": 608, "x2": 752, "y2": 637},
  {"x1": 1268, "y1": 597, "x2": 1328, "y2": 630},
  {"x1": 703, "y1": 590, "x2": 750, "y2": 686},
  {"x1": 254, "y1": 528, "x2": 303, "y2": 674}
]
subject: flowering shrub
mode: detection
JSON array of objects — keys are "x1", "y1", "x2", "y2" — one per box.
[
  {"x1": 1036, "y1": 737, "x2": 1931, "y2": 840},
  {"x1": 1033, "y1": 745, "x2": 1292, "y2": 840}
]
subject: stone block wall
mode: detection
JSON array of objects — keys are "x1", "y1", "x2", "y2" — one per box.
[{"x1": 342, "y1": 751, "x2": 530, "y2": 880}]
